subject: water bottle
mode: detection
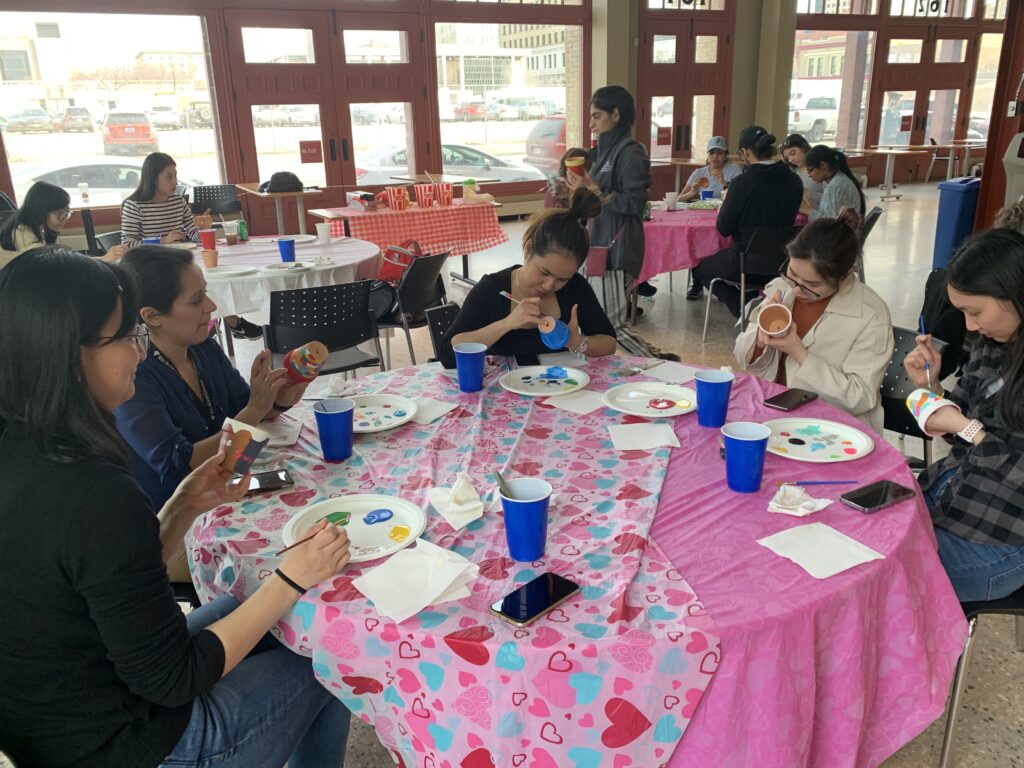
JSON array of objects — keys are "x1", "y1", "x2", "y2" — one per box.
[{"x1": 238, "y1": 219, "x2": 248, "y2": 241}]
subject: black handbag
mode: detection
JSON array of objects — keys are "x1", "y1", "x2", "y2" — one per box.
[{"x1": 367, "y1": 280, "x2": 397, "y2": 321}]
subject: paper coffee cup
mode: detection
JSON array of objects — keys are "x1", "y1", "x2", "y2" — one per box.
[
  {"x1": 565, "y1": 157, "x2": 586, "y2": 177},
  {"x1": 665, "y1": 191, "x2": 678, "y2": 211},
  {"x1": 758, "y1": 304, "x2": 792, "y2": 338},
  {"x1": 201, "y1": 249, "x2": 219, "y2": 268}
]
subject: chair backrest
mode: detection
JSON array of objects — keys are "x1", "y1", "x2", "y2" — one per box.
[
  {"x1": 0, "y1": 191, "x2": 17, "y2": 212},
  {"x1": 264, "y1": 281, "x2": 379, "y2": 354},
  {"x1": 859, "y1": 206, "x2": 885, "y2": 246},
  {"x1": 95, "y1": 230, "x2": 122, "y2": 254},
  {"x1": 881, "y1": 326, "x2": 930, "y2": 439},
  {"x1": 192, "y1": 184, "x2": 241, "y2": 216},
  {"x1": 740, "y1": 225, "x2": 803, "y2": 276},
  {"x1": 395, "y1": 251, "x2": 450, "y2": 317},
  {"x1": 426, "y1": 302, "x2": 461, "y2": 360},
  {"x1": 929, "y1": 137, "x2": 938, "y2": 146}
]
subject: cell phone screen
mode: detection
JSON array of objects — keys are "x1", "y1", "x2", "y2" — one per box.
[
  {"x1": 764, "y1": 388, "x2": 818, "y2": 411},
  {"x1": 842, "y1": 480, "x2": 914, "y2": 511},
  {"x1": 495, "y1": 573, "x2": 579, "y2": 624},
  {"x1": 247, "y1": 469, "x2": 293, "y2": 494}
]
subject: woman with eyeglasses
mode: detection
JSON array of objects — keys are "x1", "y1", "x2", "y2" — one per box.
[
  {"x1": 779, "y1": 134, "x2": 824, "y2": 213},
  {"x1": 0, "y1": 246, "x2": 351, "y2": 768},
  {"x1": 0, "y1": 181, "x2": 125, "y2": 268},
  {"x1": 803, "y1": 144, "x2": 866, "y2": 221},
  {"x1": 734, "y1": 208, "x2": 894, "y2": 432},
  {"x1": 114, "y1": 246, "x2": 311, "y2": 581}
]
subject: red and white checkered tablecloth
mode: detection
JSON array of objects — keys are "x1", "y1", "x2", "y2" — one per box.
[{"x1": 321, "y1": 200, "x2": 508, "y2": 256}]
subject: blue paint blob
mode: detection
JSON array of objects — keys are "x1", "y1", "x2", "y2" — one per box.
[{"x1": 363, "y1": 508, "x2": 394, "y2": 525}]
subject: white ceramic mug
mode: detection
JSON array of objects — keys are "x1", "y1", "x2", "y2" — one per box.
[{"x1": 315, "y1": 222, "x2": 332, "y2": 245}]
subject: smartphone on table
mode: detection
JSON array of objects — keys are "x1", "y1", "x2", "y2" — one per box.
[
  {"x1": 840, "y1": 480, "x2": 915, "y2": 513},
  {"x1": 489, "y1": 572, "x2": 580, "y2": 628},
  {"x1": 764, "y1": 388, "x2": 818, "y2": 412},
  {"x1": 247, "y1": 469, "x2": 295, "y2": 495}
]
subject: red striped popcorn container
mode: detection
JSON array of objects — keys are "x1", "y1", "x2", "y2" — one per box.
[
  {"x1": 434, "y1": 181, "x2": 453, "y2": 206},
  {"x1": 385, "y1": 186, "x2": 407, "y2": 211},
  {"x1": 413, "y1": 183, "x2": 435, "y2": 208}
]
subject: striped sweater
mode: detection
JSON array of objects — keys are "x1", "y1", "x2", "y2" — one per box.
[{"x1": 120, "y1": 195, "x2": 200, "y2": 247}]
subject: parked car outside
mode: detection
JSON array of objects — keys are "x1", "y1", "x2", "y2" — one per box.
[
  {"x1": 351, "y1": 106, "x2": 378, "y2": 126},
  {"x1": 379, "y1": 104, "x2": 407, "y2": 124},
  {"x1": 14, "y1": 159, "x2": 203, "y2": 202},
  {"x1": 149, "y1": 107, "x2": 184, "y2": 130},
  {"x1": 102, "y1": 111, "x2": 159, "y2": 156},
  {"x1": 58, "y1": 107, "x2": 93, "y2": 132},
  {"x1": 454, "y1": 101, "x2": 487, "y2": 121},
  {"x1": 282, "y1": 105, "x2": 320, "y2": 126},
  {"x1": 486, "y1": 102, "x2": 520, "y2": 121},
  {"x1": 355, "y1": 144, "x2": 546, "y2": 186},
  {"x1": 7, "y1": 109, "x2": 55, "y2": 134},
  {"x1": 494, "y1": 97, "x2": 544, "y2": 120},
  {"x1": 184, "y1": 102, "x2": 214, "y2": 129},
  {"x1": 525, "y1": 113, "x2": 567, "y2": 175},
  {"x1": 788, "y1": 96, "x2": 838, "y2": 142}
]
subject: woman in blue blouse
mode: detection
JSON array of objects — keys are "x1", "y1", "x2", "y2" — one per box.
[{"x1": 115, "y1": 247, "x2": 309, "y2": 577}]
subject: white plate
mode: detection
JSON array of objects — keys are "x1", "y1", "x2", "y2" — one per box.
[
  {"x1": 273, "y1": 234, "x2": 317, "y2": 245},
  {"x1": 168, "y1": 241, "x2": 199, "y2": 250},
  {"x1": 260, "y1": 261, "x2": 314, "y2": 273},
  {"x1": 282, "y1": 494, "x2": 427, "y2": 562},
  {"x1": 499, "y1": 365, "x2": 590, "y2": 397},
  {"x1": 602, "y1": 381, "x2": 696, "y2": 418},
  {"x1": 350, "y1": 394, "x2": 418, "y2": 433},
  {"x1": 204, "y1": 265, "x2": 256, "y2": 278},
  {"x1": 763, "y1": 418, "x2": 874, "y2": 463}
]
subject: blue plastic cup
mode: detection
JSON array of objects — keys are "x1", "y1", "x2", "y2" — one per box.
[
  {"x1": 499, "y1": 478, "x2": 552, "y2": 561},
  {"x1": 143, "y1": 237, "x2": 161, "y2": 244},
  {"x1": 695, "y1": 369, "x2": 734, "y2": 428},
  {"x1": 721, "y1": 422, "x2": 772, "y2": 493},
  {"x1": 453, "y1": 342, "x2": 487, "y2": 392},
  {"x1": 278, "y1": 237, "x2": 296, "y2": 263},
  {"x1": 313, "y1": 398, "x2": 354, "y2": 463},
  {"x1": 700, "y1": 189, "x2": 714, "y2": 200}
]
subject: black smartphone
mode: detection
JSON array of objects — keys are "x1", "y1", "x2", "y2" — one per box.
[
  {"x1": 489, "y1": 572, "x2": 580, "y2": 628},
  {"x1": 247, "y1": 469, "x2": 294, "y2": 495},
  {"x1": 840, "y1": 480, "x2": 915, "y2": 513},
  {"x1": 764, "y1": 388, "x2": 819, "y2": 412}
]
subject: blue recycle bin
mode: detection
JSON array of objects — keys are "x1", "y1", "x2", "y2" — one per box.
[{"x1": 933, "y1": 177, "x2": 981, "y2": 269}]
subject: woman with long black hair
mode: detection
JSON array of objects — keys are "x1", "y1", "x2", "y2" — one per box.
[
  {"x1": 803, "y1": 144, "x2": 865, "y2": 220},
  {"x1": 0, "y1": 247, "x2": 352, "y2": 768},
  {"x1": 905, "y1": 228, "x2": 1024, "y2": 602}
]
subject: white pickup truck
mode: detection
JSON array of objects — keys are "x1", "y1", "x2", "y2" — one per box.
[{"x1": 787, "y1": 96, "x2": 838, "y2": 143}]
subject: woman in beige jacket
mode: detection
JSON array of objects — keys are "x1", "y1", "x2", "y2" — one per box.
[{"x1": 734, "y1": 209, "x2": 894, "y2": 433}]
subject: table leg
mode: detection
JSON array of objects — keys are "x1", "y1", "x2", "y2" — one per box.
[
  {"x1": 450, "y1": 253, "x2": 477, "y2": 287},
  {"x1": 947, "y1": 149, "x2": 956, "y2": 180},
  {"x1": 962, "y1": 147, "x2": 972, "y2": 177},
  {"x1": 880, "y1": 155, "x2": 902, "y2": 201},
  {"x1": 675, "y1": 165, "x2": 681, "y2": 195},
  {"x1": 81, "y1": 210, "x2": 99, "y2": 255},
  {"x1": 274, "y1": 198, "x2": 286, "y2": 235},
  {"x1": 296, "y1": 196, "x2": 307, "y2": 235}
]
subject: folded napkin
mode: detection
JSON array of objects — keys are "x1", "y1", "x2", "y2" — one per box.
[
  {"x1": 757, "y1": 522, "x2": 884, "y2": 579},
  {"x1": 644, "y1": 361, "x2": 699, "y2": 385},
  {"x1": 543, "y1": 389, "x2": 606, "y2": 415},
  {"x1": 353, "y1": 538, "x2": 479, "y2": 623},
  {"x1": 259, "y1": 417, "x2": 303, "y2": 447},
  {"x1": 412, "y1": 396, "x2": 459, "y2": 425},
  {"x1": 767, "y1": 484, "x2": 834, "y2": 518},
  {"x1": 427, "y1": 473, "x2": 485, "y2": 530},
  {"x1": 608, "y1": 423, "x2": 680, "y2": 451}
]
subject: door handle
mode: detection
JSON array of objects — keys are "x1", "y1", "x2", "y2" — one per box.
[
  {"x1": 341, "y1": 138, "x2": 350, "y2": 162},
  {"x1": 684, "y1": 125, "x2": 691, "y2": 152},
  {"x1": 674, "y1": 125, "x2": 682, "y2": 152},
  {"x1": 329, "y1": 138, "x2": 337, "y2": 162}
]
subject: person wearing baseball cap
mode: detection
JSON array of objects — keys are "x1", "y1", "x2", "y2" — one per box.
[
  {"x1": 679, "y1": 136, "x2": 741, "y2": 203},
  {"x1": 690, "y1": 125, "x2": 803, "y2": 314}
]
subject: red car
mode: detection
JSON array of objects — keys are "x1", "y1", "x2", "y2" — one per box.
[
  {"x1": 102, "y1": 111, "x2": 159, "y2": 156},
  {"x1": 525, "y1": 114, "x2": 566, "y2": 175},
  {"x1": 454, "y1": 101, "x2": 487, "y2": 121}
]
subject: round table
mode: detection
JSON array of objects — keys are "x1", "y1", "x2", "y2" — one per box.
[
  {"x1": 200, "y1": 236, "x2": 381, "y2": 316},
  {"x1": 640, "y1": 208, "x2": 729, "y2": 285},
  {"x1": 186, "y1": 357, "x2": 966, "y2": 768}
]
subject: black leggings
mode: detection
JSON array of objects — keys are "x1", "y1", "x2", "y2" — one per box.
[{"x1": 691, "y1": 247, "x2": 773, "y2": 318}]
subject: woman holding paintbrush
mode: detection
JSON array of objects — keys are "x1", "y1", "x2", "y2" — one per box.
[
  {"x1": 904, "y1": 228, "x2": 1024, "y2": 602},
  {"x1": 440, "y1": 186, "x2": 616, "y2": 367},
  {"x1": 0, "y1": 246, "x2": 351, "y2": 768}
]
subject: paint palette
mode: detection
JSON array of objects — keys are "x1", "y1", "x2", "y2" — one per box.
[
  {"x1": 349, "y1": 394, "x2": 418, "y2": 433},
  {"x1": 763, "y1": 418, "x2": 874, "y2": 463},
  {"x1": 498, "y1": 365, "x2": 590, "y2": 397},
  {"x1": 601, "y1": 381, "x2": 697, "y2": 418},
  {"x1": 281, "y1": 494, "x2": 427, "y2": 563}
]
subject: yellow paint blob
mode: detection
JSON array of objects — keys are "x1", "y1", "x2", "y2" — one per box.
[{"x1": 388, "y1": 524, "x2": 411, "y2": 543}]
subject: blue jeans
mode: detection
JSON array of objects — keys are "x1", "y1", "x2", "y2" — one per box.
[
  {"x1": 160, "y1": 596, "x2": 350, "y2": 768},
  {"x1": 926, "y1": 468, "x2": 1024, "y2": 602}
]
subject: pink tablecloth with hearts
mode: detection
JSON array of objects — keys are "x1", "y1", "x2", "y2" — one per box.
[
  {"x1": 640, "y1": 208, "x2": 729, "y2": 284},
  {"x1": 187, "y1": 357, "x2": 719, "y2": 768},
  {"x1": 652, "y1": 372, "x2": 968, "y2": 768}
]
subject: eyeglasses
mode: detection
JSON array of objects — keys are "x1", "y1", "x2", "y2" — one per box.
[
  {"x1": 94, "y1": 324, "x2": 150, "y2": 352},
  {"x1": 778, "y1": 260, "x2": 822, "y2": 301},
  {"x1": 55, "y1": 209, "x2": 72, "y2": 221}
]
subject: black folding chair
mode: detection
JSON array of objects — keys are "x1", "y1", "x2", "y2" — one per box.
[
  {"x1": 701, "y1": 225, "x2": 802, "y2": 342},
  {"x1": 856, "y1": 206, "x2": 884, "y2": 284},
  {"x1": 192, "y1": 184, "x2": 242, "y2": 217},
  {"x1": 425, "y1": 302, "x2": 462, "y2": 364},
  {"x1": 262, "y1": 281, "x2": 385, "y2": 377},
  {"x1": 377, "y1": 251, "x2": 451, "y2": 367},
  {"x1": 881, "y1": 326, "x2": 935, "y2": 469},
  {"x1": 95, "y1": 230, "x2": 122, "y2": 256}
]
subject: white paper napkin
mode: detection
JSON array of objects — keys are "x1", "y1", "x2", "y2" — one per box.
[
  {"x1": 411, "y1": 396, "x2": 458, "y2": 425},
  {"x1": 767, "y1": 484, "x2": 834, "y2": 518},
  {"x1": 427, "y1": 473, "x2": 485, "y2": 530},
  {"x1": 608, "y1": 423, "x2": 681, "y2": 451},
  {"x1": 543, "y1": 389, "x2": 606, "y2": 415},
  {"x1": 539, "y1": 351, "x2": 587, "y2": 367},
  {"x1": 353, "y1": 539, "x2": 479, "y2": 623},
  {"x1": 757, "y1": 523, "x2": 884, "y2": 579},
  {"x1": 259, "y1": 417, "x2": 303, "y2": 447},
  {"x1": 644, "y1": 361, "x2": 700, "y2": 384}
]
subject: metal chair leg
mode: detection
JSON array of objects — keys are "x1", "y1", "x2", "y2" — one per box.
[
  {"x1": 384, "y1": 332, "x2": 391, "y2": 371},
  {"x1": 739, "y1": 273, "x2": 748, "y2": 332},
  {"x1": 1015, "y1": 616, "x2": 1024, "y2": 652},
  {"x1": 926, "y1": 153, "x2": 937, "y2": 185},
  {"x1": 924, "y1": 439, "x2": 933, "y2": 466},
  {"x1": 939, "y1": 616, "x2": 979, "y2": 768},
  {"x1": 669, "y1": 272, "x2": 674, "y2": 292},
  {"x1": 372, "y1": 335, "x2": 387, "y2": 373},
  {"x1": 401, "y1": 315, "x2": 416, "y2": 366},
  {"x1": 702, "y1": 277, "x2": 722, "y2": 343},
  {"x1": 857, "y1": 252, "x2": 866, "y2": 284}
]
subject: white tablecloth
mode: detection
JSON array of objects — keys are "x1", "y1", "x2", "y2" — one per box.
[{"x1": 201, "y1": 236, "x2": 381, "y2": 316}]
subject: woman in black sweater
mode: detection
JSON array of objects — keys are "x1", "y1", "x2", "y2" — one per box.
[
  {"x1": 691, "y1": 125, "x2": 804, "y2": 316},
  {"x1": 441, "y1": 186, "x2": 616, "y2": 367},
  {"x1": 0, "y1": 247, "x2": 352, "y2": 768}
]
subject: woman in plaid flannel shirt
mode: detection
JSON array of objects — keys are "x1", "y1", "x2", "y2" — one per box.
[{"x1": 905, "y1": 228, "x2": 1024, "y2": 602}]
